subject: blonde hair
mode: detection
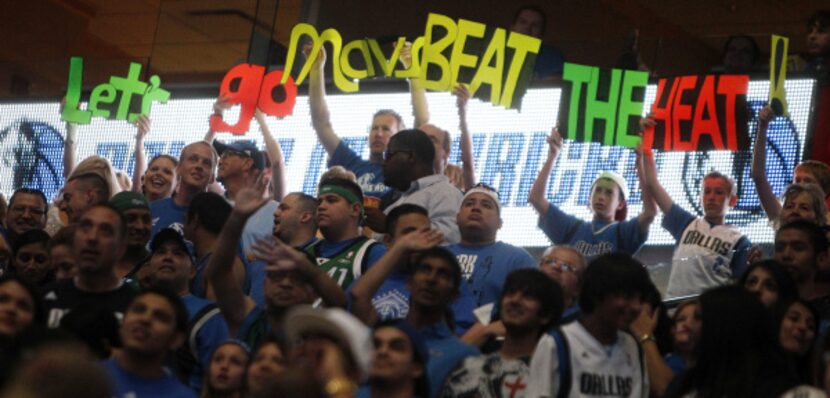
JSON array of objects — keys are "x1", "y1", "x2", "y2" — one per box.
[{"x1": 68, "y1": 155, "x2": 121, "y2": 198}]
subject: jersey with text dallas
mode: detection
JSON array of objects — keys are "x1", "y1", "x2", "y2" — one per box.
[
  {"x1": 666, "y1": 218, "x2": 744, "y2": 298},
  {"x1": 527, "y1": 321, "x2": 647, "y2": 398}
]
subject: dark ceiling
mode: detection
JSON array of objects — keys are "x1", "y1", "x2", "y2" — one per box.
[{"x1": 0, "y1": 0, "x2": 824, "y2": 97}]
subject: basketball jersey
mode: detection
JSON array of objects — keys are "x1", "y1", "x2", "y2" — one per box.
[
  {"x1": 666, "y1": 218, "x2": 744, "y2": 298},
  {"x1": 528, "y1": 321, "x2": 648, "y2": 398},
  {"x1": 306, "y1": 236, "x2": 380, "y2": 289}
]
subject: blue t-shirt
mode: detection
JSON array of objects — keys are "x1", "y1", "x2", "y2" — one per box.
[
  {"x1": 420, "y1": 321, "x2": 479, "y2": 398},
  {"x1": 150, "y1": 197, "x2": 188, "y2": 238},
  {"x1": 664, "y1": 353, "x2": 687, "y2": 375},
  {"x1": 538, "y1": 203, "x2": 647, "y2": 262},
  {"x1": 239, "y1": 200, "x2": 279, "y2": 253},
  {"x1": 181, "y1": 294, "x2": 229, "y2": 391},
  {"x1": 358, "y1": 271, "x2": 478, "y2": 335},
  {"x1": 447, "y1": 241, "x2": 536, "y2": 307},
  {"x1": 329, "y1": 141, "x2": 389, "y2": 198},
  {"x1": 101, "y1": 358, "x2": 197, "y2": 398}
]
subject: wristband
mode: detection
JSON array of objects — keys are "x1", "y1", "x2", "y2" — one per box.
[{"x1": 638, "y1": 334, "x2": 656, "y2": 344}]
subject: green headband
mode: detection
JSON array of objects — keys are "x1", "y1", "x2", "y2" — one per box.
[{"x1": 318, "y1": 184, "x2": 362, "y2": 206}]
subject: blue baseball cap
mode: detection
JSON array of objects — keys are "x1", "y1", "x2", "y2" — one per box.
[{"x1": 212, "y1": 140, "x2": 266, "y2": 170}]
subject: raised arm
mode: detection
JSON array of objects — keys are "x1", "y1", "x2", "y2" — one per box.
[
  {"x1": 250, "y1": 237, "x2": 346, "y2": 308},
  {"x1": 750, "y1": 106, "x2": 780, "y2": 221},
  {"x1": 401, "y1": 42, "x2": 429, "y2": 128},
  {"x1": 254, "y1": 110, "x2": 286, "y2": 201},
  {"x1": 635, "y1": 145, "x2": 657, "y2": 233},
  {"x1": 206, "y1": 176, "x2": 269, "y2": 336},
  {"x1": 131, "y1": 115, "x2": 150, "y2": 193},
  {"x1": 454, "y1": 85, "x2": 476, "y2": 190},
  {"x1": 640, "y1": 116, "x2": 674, "y2": 213},
  {"x1": 203, "y1": 96, "x2": 232, "y2": 144},
  {"x1": 306, "y1": 44, "x2": 341, "y2": 155},
  {"x1": 350, "y1": 228, "x2": 444, "y2": 325},
  {"x1": 641, "y1": 145, "x2": 674, "y2": 214},
  {"x1": 630, "y1": 304, "x2": 675, "y2": 397},
  {"x1": 528, "y1": 129, "x2": 562, "y2": 215},
  {"x1": 61, "y1": 98, "x2": 77, "y2": 178}
]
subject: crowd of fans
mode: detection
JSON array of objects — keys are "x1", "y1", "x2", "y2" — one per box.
[{"x1": 0, "y1": 6, "x2": 829, "y2": 398}]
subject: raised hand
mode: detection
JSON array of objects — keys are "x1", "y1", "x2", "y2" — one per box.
[
  {"x1": 303, "y1": 42, "x2": 327, "y2": 70},
  {"x1": 399, "y1": 41, "x2": 413, "y2": 69},
  {"x1": 546, "y1": 128, "x2": 563, "y2": 159},
  {"x1": 758, "y1": 106, "x2": 775, "y2": 125},
  {"x1": 231, "y1": 173, "x2": 271, "y2": 218},
  {"x1": 212, "y1": 95, "x2": 233, "y2": 117},
  {"x1": 453, "y1": 84, "x2": 470, "y2": 116},
  {"x1": 134, "y1": 114, "x2": 151, "y2": 140},
  {"x1": 251, "y1": 236, "x2": 313, "y2": 273},
  {"x1": 394, "y1": 227, "x2": 444, "y2": 252}
]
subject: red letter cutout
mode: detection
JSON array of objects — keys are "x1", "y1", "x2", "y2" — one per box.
[
  {"x1": 717, "y1": 75, "x2": 749, "y2": 151},
  {"x1": 257, "y1": 70, "x2": 297, "y2": 118},
  {"x1": 671, "y1": 76, "x2": 697, "y2": 151},
  {"x1": 691, "y1": 75, "x2": 724, "y2": 150},
  {"x1": 210, "y1": 64, "x2": 265, "y2": 134}
]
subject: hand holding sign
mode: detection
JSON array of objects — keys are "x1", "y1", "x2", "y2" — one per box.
[{"x1": 547, "y1": 128, "x2": 564, "y2": 159}]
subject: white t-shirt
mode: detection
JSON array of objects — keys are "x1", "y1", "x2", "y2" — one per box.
[{"x1": 527, "y1": 321, "x2": 648, "y2": 398}]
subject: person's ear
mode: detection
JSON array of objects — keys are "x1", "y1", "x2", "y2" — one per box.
[{"x1": 729, "y1": 195, "x2": 738, "y2": 207}]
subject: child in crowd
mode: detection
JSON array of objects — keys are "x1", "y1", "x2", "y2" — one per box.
[
  {"x1": 642, "y1": 146, "x2": 750, "y2": 298},
  {"x1": 529, "y1": 129, "x2": 656, "y2": 262}
]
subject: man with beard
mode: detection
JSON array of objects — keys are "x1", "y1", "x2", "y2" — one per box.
[
  {"x1": 206, "y1": 177, "x2": 345, "y2": 348},
  {"x1": 441, "y1": 269, "x2": 563, "y2": 398},
  {"x1": 150, "y1": 141, "x2": 216, "y2": 237},
  {"x1": 272, "y1": 192, "x2": 318, "y2": 249},
  {"x1": 144, "y1": 228, "x2": 229, "y2": 392},
  {"x1": 4, "y1": 188, "x2": 48, "y2": 244},
  {"x1": 110, "y1": 191, "x2": 152, "y2": 281}
]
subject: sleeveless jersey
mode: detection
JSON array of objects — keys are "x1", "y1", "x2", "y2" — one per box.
[
  {"x1": 666, "y1": 218, "x2": 745, "y2": 298},
  {"x1": 528, "y1": 321, "x2": 648, "y2": 398},
  {"x1": 305, "y1": 237, "x2": 380, "y2": 289}
]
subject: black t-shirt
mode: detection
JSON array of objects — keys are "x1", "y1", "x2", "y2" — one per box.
[{"x1": 41, "y1": 279, "x2": 137, "y2": 328}]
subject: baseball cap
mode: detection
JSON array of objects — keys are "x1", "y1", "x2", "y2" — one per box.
[
  {"x1": 284, "y1": 306, "x2": 373, "y2": 381},
  {"x1": 149, "y1": 228, "x2": 195, "y2": 264},
  {"x1": 213, "y1": 140, "x2": 266, "y2": 170},
  {"x1": 593, "y1": 171, "x2": 630, "y2": 201},
  {"x1": 110, "y1": 191, "x2": 150, "y2": 212}
]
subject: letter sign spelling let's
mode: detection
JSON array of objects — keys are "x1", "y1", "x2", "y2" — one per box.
[
  {"x1": 557, "y1": 63, "x2": 648, "y2": 148},
  {"x1": 61, "y1": 57, "x2": 170, "y2": 124},
  {"x1": 642, "y1": 74, "x2": 749, "y2": 151}
]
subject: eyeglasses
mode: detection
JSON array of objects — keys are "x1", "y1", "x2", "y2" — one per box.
[
  {"x1": 471, "y1": 182, "x2": 500, "y2": 199},
  {"x1": 220, "y1": 150, "x2": 250, "y2": 159},
  {"x1": 541, "y1": 258, "x2": 577, "y2": 273},
  {"x1": 383, "y1": 149, "x2": 412, "y2": 161}
]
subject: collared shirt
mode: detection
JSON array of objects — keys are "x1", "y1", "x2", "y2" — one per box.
[
  {"x1": 419, "y1": 320, "x2": 479, "y2": 398},
  {"x1": 384, "y1": 174, "x2": 463, "y2": 244}
]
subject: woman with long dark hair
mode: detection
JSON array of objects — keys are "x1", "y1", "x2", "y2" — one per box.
[{"x1": 666, "y1": 285, "x2": 799, "y2": 398}]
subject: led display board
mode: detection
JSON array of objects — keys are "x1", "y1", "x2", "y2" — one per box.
[{"x1": 0, "y1": 79, "x2": 814, "y2": 246}]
